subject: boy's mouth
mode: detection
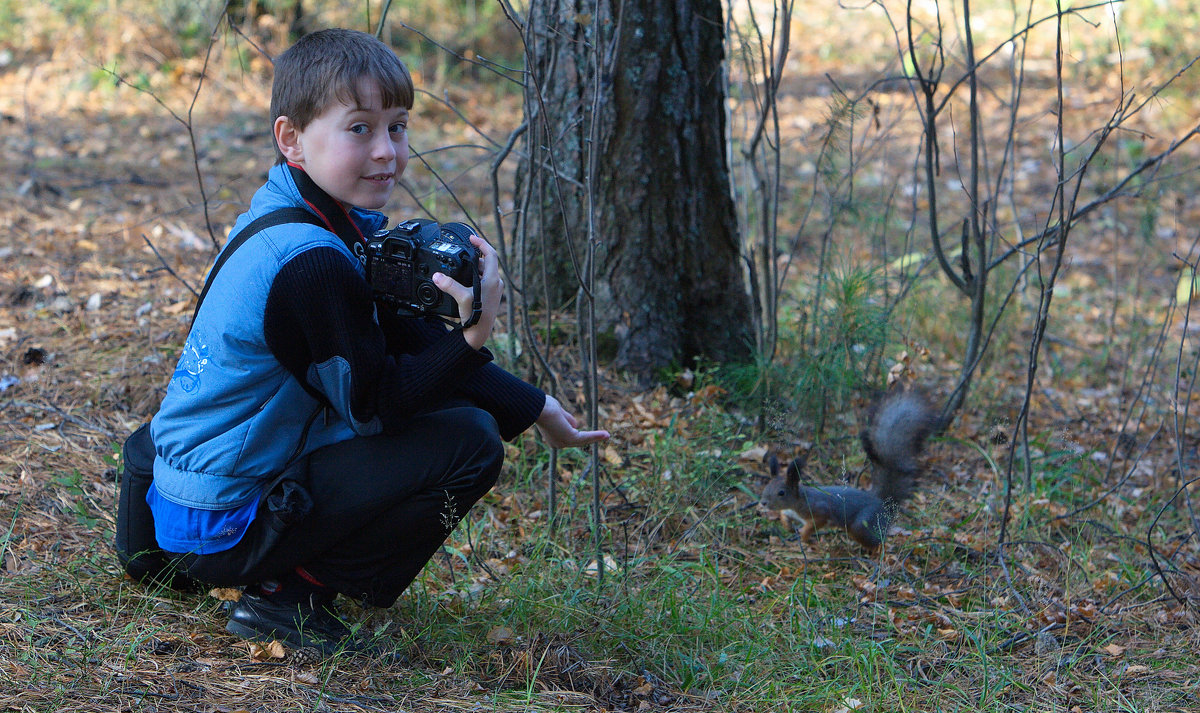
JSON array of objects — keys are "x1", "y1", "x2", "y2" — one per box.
[{"x1": 364, "y1": 173, "x2": 393, "y2": 183}]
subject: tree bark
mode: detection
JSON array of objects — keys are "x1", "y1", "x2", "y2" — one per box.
[{"x1": 518, "y1": 0, "x2": 752, "y2": 382}]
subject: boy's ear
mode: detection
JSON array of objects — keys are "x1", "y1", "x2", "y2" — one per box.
[{"x1": 273, "y1": 116, "x2": 304, "y2": 163}]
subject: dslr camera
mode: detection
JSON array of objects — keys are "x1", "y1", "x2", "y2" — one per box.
[{"x1": 365, "y1": 219, "x2": 480, "y2": 325}]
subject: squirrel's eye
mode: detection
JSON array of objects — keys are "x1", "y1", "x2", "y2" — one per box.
[{"x1": 776, "y1": 489, "x2": 786, "y2": 497}]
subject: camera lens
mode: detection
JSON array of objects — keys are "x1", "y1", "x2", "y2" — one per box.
[
  {"x1": 416, "y1": 281, "x2": 440, "y2": 306},
  {"x1": 440, "y1": 222, "x2": 474, "y2": 242}
]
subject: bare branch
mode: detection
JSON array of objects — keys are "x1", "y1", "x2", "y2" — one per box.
[{"x1": 142, "y1": 234, "x2": 198, "y2": 298}]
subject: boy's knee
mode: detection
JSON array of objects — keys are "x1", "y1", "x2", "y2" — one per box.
[{"x1": 448, "y1": 407, "x2": 504, "y2": 487}]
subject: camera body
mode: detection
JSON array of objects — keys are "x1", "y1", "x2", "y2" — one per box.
[{"x1": 365, "y1": 219, "x2": 478, "y2": 322}]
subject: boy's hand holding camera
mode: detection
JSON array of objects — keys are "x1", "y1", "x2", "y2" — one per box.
[
  {"x1": 433, "y1": 234, "x2": 610, "y2": 449},
  {"x1": 432, "y1": 234, "x2": 501, "y2": 351}
]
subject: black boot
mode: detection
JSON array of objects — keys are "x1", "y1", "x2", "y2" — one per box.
[{"x1": 225, "y1": 589, "x2": 359, "y2": 655}]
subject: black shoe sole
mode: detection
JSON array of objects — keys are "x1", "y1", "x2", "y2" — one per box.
[
  {"x1": 226, "y1": 618, "x2": 331, "y2": 652},
  {"x1": 226, "y1": 616, "x2": 368, "y2": 657}
]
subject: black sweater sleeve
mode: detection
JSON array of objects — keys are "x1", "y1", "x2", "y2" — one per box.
[
  {"x1": 377, "y1": 302, "x2": 546, "y2": 440},
  {"x1": 264, "y1": 246, "x2": 491, "y2": 433},
  {"x1": 453, "y1": 363, "x2": 546, "y2": 441}
]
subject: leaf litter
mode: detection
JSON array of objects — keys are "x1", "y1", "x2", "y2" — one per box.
[{"x1": 2, "y1": 11, "x2": 1200, "y2": 713}]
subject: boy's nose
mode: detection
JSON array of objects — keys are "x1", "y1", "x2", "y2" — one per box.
[{"x1": 373, "y1": 134, "x2": 397, "y2": 161}]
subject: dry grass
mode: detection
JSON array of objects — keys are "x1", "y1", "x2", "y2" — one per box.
[{"x1": 4, "y1": 3, "x2": 1200, "y2": 712}]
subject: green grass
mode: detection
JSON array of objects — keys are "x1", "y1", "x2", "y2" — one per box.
[
  {"x1": 3, "y1": 321, "x2": 1198, "y2": 711},
  {"x1": 3, "y1": 0, "x2": 1200, "y2": 710}
]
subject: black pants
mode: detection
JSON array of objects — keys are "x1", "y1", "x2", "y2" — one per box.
[{"x1": 172, "y1": 406, "x2": 504, "y2": 607}]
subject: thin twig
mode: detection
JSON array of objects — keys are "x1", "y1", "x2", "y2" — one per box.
[
  {"x1": 4, "y1": 400, "x2": 116, "y2": 438},
  {"x1": 142, "y1": 234, "x2": 198, "y2": 298}
]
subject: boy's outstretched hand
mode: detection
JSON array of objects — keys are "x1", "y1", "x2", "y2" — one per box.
[
  {"x1": 536, "y1": 394, "x2": 611, "y2": 449},
  {"x1": 434, "y1": 234, "x2": 608, "y2": 449}
]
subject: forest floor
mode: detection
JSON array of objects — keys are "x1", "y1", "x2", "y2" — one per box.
[{"x1": 2, "y1": 7, "x2": 1200, "y2": 713}]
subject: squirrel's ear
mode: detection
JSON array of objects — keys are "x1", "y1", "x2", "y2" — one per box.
[
  {"x1": 785, "y1": 456, "x2": 805, "y2": 486},
  {"x1": 766, "y1": 452, "x2": 780, "y2": 476}
]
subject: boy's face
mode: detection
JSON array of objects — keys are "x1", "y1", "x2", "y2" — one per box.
[{"x1": 274, "y1": 78, "x2": 409, "y2": 210}]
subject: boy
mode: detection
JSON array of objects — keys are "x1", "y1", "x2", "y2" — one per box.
[{"x1": 147, "y1": 28, "x2": 608, "y2": 654}]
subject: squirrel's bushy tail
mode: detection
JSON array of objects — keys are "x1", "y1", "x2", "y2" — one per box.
[{"x1": 859, "y1": 388, "x2": 938, "y2": 504}]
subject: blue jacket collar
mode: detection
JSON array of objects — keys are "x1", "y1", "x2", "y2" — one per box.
[{"x1": 275, "y1": 162, "x2": 388, "y2": 251}]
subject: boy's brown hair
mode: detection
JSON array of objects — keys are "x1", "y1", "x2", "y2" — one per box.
[{"x1": 270, "y1": 28, "x2": 414, "y2": 163}]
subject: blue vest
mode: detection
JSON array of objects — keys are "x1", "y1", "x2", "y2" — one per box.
[{"x1": 150, "y1": 163, "x2": 388, "y2": 510}]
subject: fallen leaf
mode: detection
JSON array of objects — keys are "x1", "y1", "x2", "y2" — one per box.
[
  {"x1": 739, "y1": 445, "x2": 768, "y2": 463},
  {"x1": 249, "y1": 640, "x2": 286, "y2": 660},
  {"x1": 164, "y1": 299, "x2": 192, "y2": 314},
  {"x1": 888, "y1": 252, "x2": 924, "y2": 271},
  {"x1": 1178, "y1": 268, "x2": 1198, "y2": 304},
  {"x1": 831, "y1": 697, "x2": 865, "y2": 713},
  {"x1": 209, "y1": 587, "x2": 242, "y2": 602},
  {"x1": 486, "y1": 626, "x2": 515, "y2": 645},
  {"x1": 584, "y1": 554, "x2": 619, "y2": 576},
  {"x1": 851, "y1": 575, "x2": 876, "y2": 594},
  {"x1": 689, "y1": 383, "x2": 725, "y2": 405}
]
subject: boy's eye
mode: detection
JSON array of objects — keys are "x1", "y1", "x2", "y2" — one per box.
[
  {"x1": 350, "y1": 124, "x2": 369, "y2": 135},
  {"x1": 389, "y1": 123, "x2": 407, "y2": 135}
]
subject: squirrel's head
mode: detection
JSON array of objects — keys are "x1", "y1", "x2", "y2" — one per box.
[{"x1": 759, "y1": 452, "x2": 806, "y2": 509}]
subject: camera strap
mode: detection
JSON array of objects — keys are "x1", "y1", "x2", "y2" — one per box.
[
  {"x1": 465, "y1": 271, "x2": 482, "y2": 329},
  {"x1": 191, "y1": 208, "x2": 325, "y2": 327}
]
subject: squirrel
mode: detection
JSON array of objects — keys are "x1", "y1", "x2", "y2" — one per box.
[{"x1": 759, "y1": 388, "x2": 938, "y2": 551}]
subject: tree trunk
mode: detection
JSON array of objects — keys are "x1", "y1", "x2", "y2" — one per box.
[{"x1": 517, "y1": 0, "x2": 752, "y2": 382}]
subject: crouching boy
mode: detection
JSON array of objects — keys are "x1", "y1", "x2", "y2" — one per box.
[{"x1": 145, "y1": 28, "x2": 608, "y2": 654}]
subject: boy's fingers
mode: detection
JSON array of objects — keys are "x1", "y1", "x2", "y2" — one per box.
[
  {"x1": 578, "y1": 430, "x2": 610, "y2": 444},
  {"x1": 552, "y1": 430, "x2": 610, "y2": 449},
  {"x1": 470, "y1": 235, "x2": 499, "y2": 272},
  {"x1": 469, "y1": 234, "x2": 493, "y2": 254},
  {"x1": 432, "y1": 272, "x2": 469, "y2": 301}
]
